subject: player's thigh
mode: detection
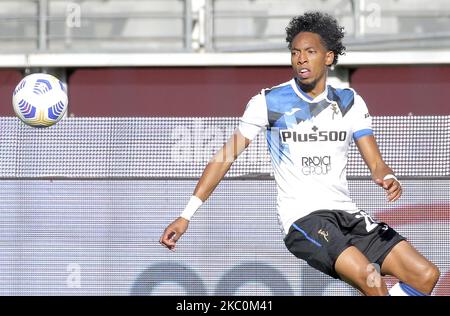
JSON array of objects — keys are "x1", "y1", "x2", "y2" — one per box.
[
  {"x1": 335, "y1": 246, "x2": 377, "y2": 284},
  {"x1": 335, "y1": 246, "x2": 388, "y2": 295},
  {"x1": 381, "y1": 240, "x2": 436, "y2": 281}
]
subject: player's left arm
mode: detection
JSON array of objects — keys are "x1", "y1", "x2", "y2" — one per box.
[{"x1": 355, "y1": 135, "x2": 402, "y2": 202}]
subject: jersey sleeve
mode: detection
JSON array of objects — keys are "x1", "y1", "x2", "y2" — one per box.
[
  {"x1": 350, "y1": 93, "x2": 373, "y2": 141},
  {"x1": 238, "y1": 92, "x2": 269, "y2": 141}
]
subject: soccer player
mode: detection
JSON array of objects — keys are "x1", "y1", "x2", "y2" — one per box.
[{"x1": 160, "y1": 12, "x2": 440, "y2": 296}]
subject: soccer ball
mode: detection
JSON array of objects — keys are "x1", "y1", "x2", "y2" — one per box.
[{"x1": 12, "y1": 73, "x2": 68, "y2": 127}]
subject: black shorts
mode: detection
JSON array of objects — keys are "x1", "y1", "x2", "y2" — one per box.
[{"x1": 284, "y1": 209, "x2": 406, "y2": 279}]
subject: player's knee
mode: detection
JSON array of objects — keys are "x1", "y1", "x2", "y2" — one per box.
[
  {"x1": 422, "y1": 263, "x2": 440, "y2": 286},
  {"x1": 410, "y1": 262, "x2": 440, "y2": 292}
]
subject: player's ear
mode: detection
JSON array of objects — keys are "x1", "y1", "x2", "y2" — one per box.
[{"x1": 325, "y1": 51, "x2": 334, "y2": 67}]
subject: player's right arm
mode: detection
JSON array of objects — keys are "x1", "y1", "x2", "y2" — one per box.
[{"x1": 159, "y1": 129, "x2": 251, "y2": 251}]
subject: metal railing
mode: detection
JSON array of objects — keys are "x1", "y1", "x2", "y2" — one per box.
[
  {"x1": 1, "y1": 0, "x2": 450, "y2": 53},
  {"x1": 0, "y1": 0, "x2": 193, "y2": 53},
  {"x1": 207, "y1": 0, "x2": 450, "y2": 52}
]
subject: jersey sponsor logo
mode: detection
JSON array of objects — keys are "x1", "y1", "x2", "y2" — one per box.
[
  {"x1": 301, "y1": 155, "x2": 331, "y2": 175},
  {"x1": 280, "y1": 129, "x2": 347, "y2": 143}
]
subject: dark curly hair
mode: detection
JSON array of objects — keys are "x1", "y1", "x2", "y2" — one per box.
[{"x1": 286, "y1": 12, "x2": 346, "y2": 66}]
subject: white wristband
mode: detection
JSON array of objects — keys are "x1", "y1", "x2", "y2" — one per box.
[
  {"x1": 180, "y1": 196, "x2": 203, "y2": 220},
  {"x1": 384, "y1": 174, "x2": 400, "y2": 185}
]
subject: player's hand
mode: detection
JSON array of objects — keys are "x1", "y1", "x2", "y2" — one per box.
[
  {"x1": 374, "y1": 178, "x2": 402, "y2": 202},
  {"x1": 159, "y1": 217, "x2": 189, "y2": 251}
]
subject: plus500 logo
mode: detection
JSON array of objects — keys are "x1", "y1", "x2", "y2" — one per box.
[{"x1": 280, "y1": 129, "x2": 347, "y2": 143}]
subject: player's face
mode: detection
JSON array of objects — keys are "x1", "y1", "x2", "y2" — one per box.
[{"x1": 290, "y1": 32, "x2": 334, "y2": 92}]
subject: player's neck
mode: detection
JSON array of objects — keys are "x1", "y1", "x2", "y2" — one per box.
[{"x1": 295, "y1": 78, "x2": 327, "y2": 100}]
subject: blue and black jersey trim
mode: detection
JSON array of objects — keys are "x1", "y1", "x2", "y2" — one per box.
[
  {"x1": 327, "y1": 86, "x2": 355, "y2": 117},
  {"x1": 353, "y1": 128, "x2": 373, "y2": 140},
  {"x1": 265, "y1": 84, "x2": 334, "y2": 129}
]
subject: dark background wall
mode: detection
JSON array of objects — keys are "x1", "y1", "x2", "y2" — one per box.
[
  {"x1": 65, "y1": 67, "x2": 291, "y2": 117},
  {"x1": 2, "y1": 66, "x2": 449, "y2": 117},
  {"x1": 350, "y1": 66, "x2": 450, "y2": 116},
  {"x1": 0, "y1": 69, "x2": 23, "y2": 115}
]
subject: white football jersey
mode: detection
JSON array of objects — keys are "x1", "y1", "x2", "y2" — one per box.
[{"x1": 239, "y1": 79, "x2": 373, "y2": 234}]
